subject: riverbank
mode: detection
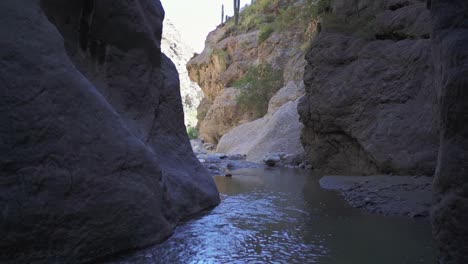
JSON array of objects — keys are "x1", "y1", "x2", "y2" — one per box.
[{"x1": 319, "y1": 175, "x2": 433, "y2": 218}]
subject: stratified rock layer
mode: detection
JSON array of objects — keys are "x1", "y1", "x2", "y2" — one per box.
[
  {"x1": 0, "y1": 1, "x2": 219, "y2": 263},
  {"x1": 298, "y1": 0, "x2": 439, "y2": 175},
  {"x1": 431, "y1": 0, "x2": 468, "y2": 263}
]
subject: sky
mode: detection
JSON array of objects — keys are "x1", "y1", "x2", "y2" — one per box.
[{"x1": 160, "y1": 0, "x2": 251, "y2": 53}]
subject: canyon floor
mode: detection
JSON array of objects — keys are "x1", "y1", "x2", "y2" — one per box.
[{"x1": 193, "y1": 142, "x2": 432, "y2": 220}]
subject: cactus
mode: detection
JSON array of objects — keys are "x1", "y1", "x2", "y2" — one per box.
[
  {"x1": 234, "y1": 0, "x2": 240, "y2": 25},
  {"x1": 221, "y1": 4, "x2": 225, "y2": 25}
]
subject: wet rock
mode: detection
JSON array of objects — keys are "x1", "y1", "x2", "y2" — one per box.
[
  {"x1": 227, "y1": 154, "x2": 247, "y2": 161},
  {"x1": 263, "y1": 154, "x2": 282, "y2": 167},
  {"x1": 320, "y1": 175, "x2": 432, "y2": 218},
  {"x1": 213, "y1": 153, "x2": 227, "y2": 159},
  {"x1": 208, "y1": 164, "x2": 219, "y2": 170}
]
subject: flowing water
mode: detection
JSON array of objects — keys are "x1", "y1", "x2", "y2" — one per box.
[{"x1": 111, "y1": 168, "x2": 434, "y2": 264}]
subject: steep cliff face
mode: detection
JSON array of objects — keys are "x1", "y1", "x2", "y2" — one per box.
[
  {"x1": 188, "y1": 0, "x2": 314, "y2": 160},
  {"x1": 162, "y1": 19, "x2": 203, "y2": 127},
  {"x1": 0, "y1": 1, "x2": 219, "y2": 263},
  {"x1": 217, "y1": 81, "x2": 305, "y2": 162},
  {"x1": 431, "y1": 0, "x2": 468, "y2": 262},
  {"x1": 298, "y1": 0, "x2": 439, "y2": 175}
]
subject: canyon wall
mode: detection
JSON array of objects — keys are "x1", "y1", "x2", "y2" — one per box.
[
  {"x1": 431, "y1": 0, "x2": 468, "y2": 262},
  {"x1": 162, "y1": 19, "x2": 203, "y2": 127},
  {"x1": 0, "y1": 0, "x2": 219, "y2": 263},
  {"x1": 298, "y1": 0, "x2": 439, "y2": 175},
  {"x1": 188, "y1": 0, "x2": 312, "y2": 161}
]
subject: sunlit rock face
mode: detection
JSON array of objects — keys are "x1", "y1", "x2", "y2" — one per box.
[
  {"x1": 431, "y1": 0, "x2": 468, "y2": 263},
  {"x1": 298, "y1": 0, "x2": 439, "y2": 175},
  {"x1": 162, "y1": 19, "x2": 203, "y2": 127},
  {"x1": 187, "y1": 0, "x2": 312, "y2": 145},
  {"x1": 0, "y1": 0, "x2": 219, "y2": 263},
  {"x1": 217, "y1": 81, "x2": 305, "y2": 162}
]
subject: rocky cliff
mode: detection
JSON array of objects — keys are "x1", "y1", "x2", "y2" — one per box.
[
  {"x1": 162, "y1": 19, "x2": 203, "y2": 127},
  {"x1": 188, "y1": 0, "x2": 315, "y2": 161},
  {"x1": 298, "y1": 0, "x2": 439, "y2": 175},
  {"x1": 431, "y1": 0, "x2": 468, "y2": 262},
  {"x1": 217, "y1": 81, "x2": 305, "y2": 162},
  {"x1": 0, "y1": 1, "x2": 219, "y2": 263}
]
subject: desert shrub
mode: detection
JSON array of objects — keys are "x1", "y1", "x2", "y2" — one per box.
[
  {"x1": 187, "y1": 126, "x2": 199, "y2": 140},
  {"x1": 258, "y1": 24, "x2": 274, "y2": 43},
  {"x1": 212, "y1": 48, "x2": 231, "y2": 70},
  {"x1": 310, "y1": 0, "x2": 332, "y2": 18},
  {"x1": 234, "y1": 63, "x2": 283, "y2": 118}
]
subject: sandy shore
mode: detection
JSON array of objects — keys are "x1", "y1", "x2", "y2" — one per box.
[{"x1": 319, "y1": 175, "x2": 433, "y2": 218}]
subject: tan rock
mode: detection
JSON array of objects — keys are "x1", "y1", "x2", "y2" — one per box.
[{"x1": 217, "y1": 82, "x2": 305, "y2": 162}]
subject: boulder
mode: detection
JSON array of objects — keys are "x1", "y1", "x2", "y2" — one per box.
[
  {"x1": 0, "y1": 1, "x2": 219, "y2": 263},
  {"x1": 263, "y1": 154, "x2": 282, "y2": 167},
  {"x1": 190, "y1": 139, "x2": 207, "y2": 154}
]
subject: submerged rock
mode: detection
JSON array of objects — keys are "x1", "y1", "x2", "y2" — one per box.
[
  {"x1": 320, "y1": 175, "x2": 432, "y2": 218},
  {"x1": 0, "y1": 1, "x2": 219, "y2": 263}
]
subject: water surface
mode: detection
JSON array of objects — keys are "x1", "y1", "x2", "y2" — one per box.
[{"x1": 111, "y1": 168, "x2": 434, "y2": 264}]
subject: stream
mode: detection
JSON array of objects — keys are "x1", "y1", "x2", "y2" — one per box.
[{"x1": 110, "y1": 168, "x2": 434, "y2": 264}]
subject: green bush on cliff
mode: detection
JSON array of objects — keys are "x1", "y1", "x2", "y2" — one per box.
[
  {"x1": 223, "y1": 0, "x2": 332, "y2": 42},
  {"x1": 187, "y1": 126, "x2": 199, "y2": 140},
  {"x1": 311, "y1": 0, "x2": 332, "y2": 18},
  {"x1": 212, "y1": 48, "x2": 231, "y2": 71},
  {"x1": 258, "y1": 24, "x2": 274, "y2": 43},
  {"x1": 234, "y1": 63, "x2": 283, "y2": 118}
]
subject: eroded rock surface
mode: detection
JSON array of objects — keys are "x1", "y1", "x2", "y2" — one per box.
[
  {"x1": 298, "y1": 0, "x2": 439, "y2": 175},
  {"x1": 431, "y1": 0, "x2": 468, "y2": 262},
  {"x1": 0, "y1": 1, "x2": 219, "y2": 263},
  {"x1": 217, "y1": 82, "x2": 305, "y2": 163}
]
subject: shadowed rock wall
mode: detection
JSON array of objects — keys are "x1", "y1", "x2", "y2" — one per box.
[
  {"x1": 298, "y1": 0, "x2": 439, "y2": 175},
  {"x1": 431, "y1": 0, "x2": 468, "y2": 262},
  {"x1": 0, "y1": 0, "x2": 219, "y2": 263}
]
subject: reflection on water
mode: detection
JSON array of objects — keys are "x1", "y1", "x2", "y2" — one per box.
[{"x1": 109, "y1": 168, "x2": 434, "y2": 264}]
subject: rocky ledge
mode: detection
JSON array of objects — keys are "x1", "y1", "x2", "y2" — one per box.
[{"x1": 320, "y1": 175, "x2": 432, "y2": 218}]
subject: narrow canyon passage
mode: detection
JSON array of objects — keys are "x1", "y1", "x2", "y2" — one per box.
[
  {"x1": 1, "y1": 0, "x2": 467, "y2": 263},
  {"x1": 108, "y1": 168, "x2": 434, "y2": 264}
]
